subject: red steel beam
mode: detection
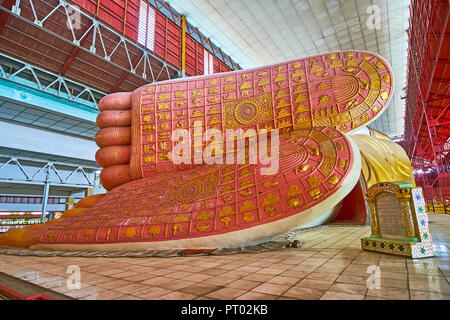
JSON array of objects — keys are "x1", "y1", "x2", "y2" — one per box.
[
  {"x1": 432, "y1": 78, "x2": 450, "y2": 84},
  {"x1": 110, "y1": 52, "x2": 143, "y2": 93},
  {"x1": 432, "y1": 116, "x2": 450, "y2": 126},
  {"x1": 424, "y1": 4, "x2": 449, "y2": 99},
  {"x1": 0, "y1": 0, "x2": 15, "y2": 35},
  {"x1": 433, "y1": 104, "x2": 450, "y2": 121},
  {"x1": 427, "y1": 95, "x2": 449, "y2": 103},
  {"x1": 60, "y1": 47, "x2": 82, "y2": 76},
  {"x1": 59, "y1": 26, "x2": 93, "y2": 76}
]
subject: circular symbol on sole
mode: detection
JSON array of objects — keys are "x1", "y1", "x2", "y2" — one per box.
[
  {"x1": 176, "y1": 180, "x2": 203, "y2": 203},
  {"x1": 235, "y1": 100, "x2": 260, "y2": 125}
]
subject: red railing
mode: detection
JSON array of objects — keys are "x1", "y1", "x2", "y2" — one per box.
[{"x1": 0, "y1": 284, "x2": 56, "y2": 300}]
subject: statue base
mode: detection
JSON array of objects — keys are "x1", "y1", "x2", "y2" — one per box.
[{"x1": 360, "y1": 236, "x2": 433, "y2": 258}]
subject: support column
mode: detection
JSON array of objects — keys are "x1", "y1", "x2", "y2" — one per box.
[
  {"x1": 122, "y1": 0, "x2": 128, "y2": 35},
  {"x1": 40, "y1": 165, "x2": 50, "y2": 221},
  {"x1": 66, "y1": 197, "x2": 75, "y2": 211},
  {"x1": 181, "y1": 15, "x2": 186, "y2": 78},
  {"x1": 85, "y1": 188, "x2": 93, "y2": 197},
  {"x1": 41, "y1": 186, "x2": 50, "y2": 221}
]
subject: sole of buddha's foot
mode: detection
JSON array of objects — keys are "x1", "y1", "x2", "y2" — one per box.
[
  {"x1": 28, "y1": 127, "x2": 361, "y2": 251},
  {"x1": 95, "y1": 51, "x2": 393, "y2": 191},
  {"x1": 129, "y1": 50, "x2": 393, "y2": 182}
]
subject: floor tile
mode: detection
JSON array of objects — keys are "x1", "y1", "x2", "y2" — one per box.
[
  {"x1": 180, "y1": 284, "x2": 222, "y2": 296},
  {"x1": 255, "y1": 268, "x2": 285, "y2": 275},
  {"x1": 113, "y1": 282, "x2": 152, "y2": 294},
  {"x1": 251, "y1": 283, "x2": 290, "y2": 296},
  {"x1": 328, "y1": 282, "x2": 367, "y2": 295},
  {"x1": 133, "y1": 287, "x2": 172, "y2": 299},
  {"x1": 141, "y1": 277, "x2": 172, "y2": 286},
  {"x1": 183, "y1": 273, "x2": 214, "y2": 282},
  {"x1": 89, "y1": 290, "x2": 125, "y2": 300},
  {"x1": 366, "y1": 287, "x2": 410, "y2": 300},
  {"x1": 203, "y1": 277, "x2": 236, "y2": 286},
  {"x1": 296, "y1": 279, "x2": 334, "y2": 290},
  {"x1": 241, "y1": 273, "x2": 275, "y2": 282},
  {"x1": 159, "y1": 291, "x2": 197, "y2": 300},
  {"x1": 206, "y1": 287, "x2": 247, "y2": 299},
  {"x1": 267, "y1": 276, "x2": 300, "y2": 286},
  {"x1": 280, "y1": 270, "x2": 311, "y2": 278},
  {"x1": 305, "y1": 272, "x2": 339, "y2": 282},
  {"x1": 282, "y1": 287, "x2": 324, "y2": 300},
  {"x1": 235, "y1": 292, "x2": 279, "y2": 300},
  {"x1": 410, "y1": 290, "x2": 450, "y2": 300},
  {"x1": 409, "y1": 278, "x2": 450, "y2": 293},
  {"x1": 96, "y1": 279, "x2": 134, "y2": 290},
  {"x1": 320, "y1": 291, "x2": 365, "y2": 300},
  {"x1": 156, "y1": 280, "x2": 196, "y2": 291},
  {"x1": 225, "y1": 279, "x2": 261, "y2": 291}
]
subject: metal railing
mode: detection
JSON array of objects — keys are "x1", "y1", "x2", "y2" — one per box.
[
  {"x1": 0, "y1": 0, "x2": 180, "y2": 83},
  {"x1": 0, "y1": 155, "x2": 100, "y2": 188},
  {"x1": 0, "y1": 52, "x2": 105, "y2": 109}
]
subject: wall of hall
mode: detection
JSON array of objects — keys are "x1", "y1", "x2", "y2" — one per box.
[{"x1": 69, "y1": 0, "x2": 238, "y2": 76}]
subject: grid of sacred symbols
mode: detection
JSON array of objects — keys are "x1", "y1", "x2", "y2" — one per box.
[
  {"x1": 39, "y1": 128, "x2": 353, "y2": 244},
  {"x1": 137, "y1": 51, "x2": 392, "y2": 177}
]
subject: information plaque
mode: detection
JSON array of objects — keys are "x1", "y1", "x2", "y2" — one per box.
[
  {"x1": 376, "y1": 192, "x2": 406, "y2": 239},
  {"x1": 361, "y1": 182, "x2": 434, "y2": 258}
]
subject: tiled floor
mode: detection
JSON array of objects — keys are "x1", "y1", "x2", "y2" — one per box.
[{"x1": 0, "y1": 213, "x2": 448, "y2": 300}]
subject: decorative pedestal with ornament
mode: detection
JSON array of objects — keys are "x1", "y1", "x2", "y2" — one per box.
[{"x1": 361, "y1": 182, "x2": 434, "y2": 258}]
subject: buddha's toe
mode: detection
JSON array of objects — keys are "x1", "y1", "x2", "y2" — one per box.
[
  {"x1": 98, "y1": 92, "x2": 132, "y2": 111},
  {"x1": 95, "y1": 145, "x2": 131, "y2": 168},
  {"x1": 99, "y1": 165, "x2": 132, "y2": 191},
  {"x1": 96, "y1": 92, "x2": 134, "y2": 190},
  {"x1": 95, "y1": 127, "x2": 131, "y2": 147},
  {"x1": 96, "y1": 110, "x2": 131, "y2": 128}
]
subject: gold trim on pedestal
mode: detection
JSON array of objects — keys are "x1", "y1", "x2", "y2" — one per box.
[
  {"x1": 396, "y1": 193, "x2": 416, "y2": 239},
  {"x1": 367, "y1": 198, "x2": 379, "y2": 236}
]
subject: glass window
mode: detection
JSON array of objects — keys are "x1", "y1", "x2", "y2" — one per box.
[
  {"x1": 138, "y1": 1, "x2": 156, "y2": 51},
  {"x1": 203, "y1": 49, "x2": 214, "y2": 75}
]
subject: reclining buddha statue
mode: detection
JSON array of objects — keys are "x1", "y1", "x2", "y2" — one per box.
[{"x1": 0, "y1": 51, "x2": 415, "y2": 251}]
